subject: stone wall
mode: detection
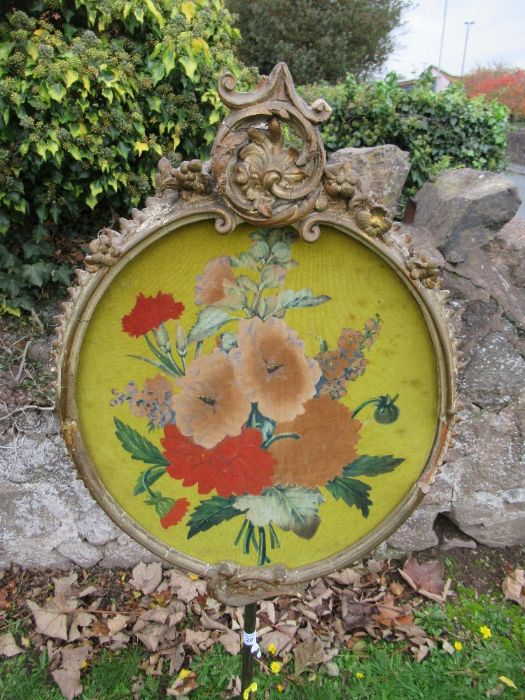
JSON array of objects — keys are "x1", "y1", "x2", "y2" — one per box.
[{"x1": 1, "y1": 153, "x2": 523, "y2": 568}]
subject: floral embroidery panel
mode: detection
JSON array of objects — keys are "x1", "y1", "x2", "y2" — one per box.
[{"x1": 76, "y1": 222, "x2": 439, "y2": 568}]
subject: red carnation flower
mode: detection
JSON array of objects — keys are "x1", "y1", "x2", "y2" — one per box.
[
  {"x1": 122, "y1": 292, "x2": 185, "y2": 337},
  {"x1": 160, "y1": 498, "x2": 190, "y2": 529},
  {"x1": 162, "y1": 426, "x2": 275, "y2": 497}
]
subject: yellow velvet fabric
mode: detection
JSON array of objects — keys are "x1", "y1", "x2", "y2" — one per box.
[{"x1": 76, "y1": 222, "x2": 439, "y2": 568}]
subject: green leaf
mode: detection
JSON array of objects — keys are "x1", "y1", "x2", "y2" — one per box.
[
  {"x1": 0, "y1": 272, "x2": 22, "y2": 299},
  {"x1": 271, "y1": 289, "x2": 331, "y2": 316},
  {"x1": 162, "y1": 46, "x2": 176, "y2": 75},
  {"x1": 0, "y1": 244, "x2": 18, "y2": 269},
  {"x1": 65, "y1": 69, "x2": 79, "y2": 88},
  {"x1": 326, "y1": 477, "x2": 372, "y2": 517},
  {"x1": 20, "y1": 262, "x2": 52, "y2": 287},
  {"x1": 187, "y1": 496, "x2": 242, "y2": 538},
  {"x1": 179, "y1": 54, "x2": 197, "y2": 81},
  {"x1": 133, "y1": 465, "x2": 167, "y2": 495},
  {"x1": 343, "y1": 455, "x2": 404, "y2": 477},
  {"x1": 145, "y1": 0, "x2": 165, "y2": 26},
  {"x1": 235, "y1": 486, "x2": 324, "y2": 539},
  {"x1": 113, "y1": 417, "x2": 169, "y2": 467},
  {"x1": 48, "y1": 83, "x2": 67, "y2": 102},
  {"x1": 187, "y1": 306, "x2": 235, "y2": 344},
  {"x1": 150, "y1": 62, "x2": 165, "y2": 86}
]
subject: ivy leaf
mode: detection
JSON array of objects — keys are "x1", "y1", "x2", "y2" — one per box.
[
  {"x1": 113, "y1": 417, "x2": 169, "y2": 466},
  {"x1": 181, "y1": 1, "x2": 196, "y2": 22},
  {"x1": 133, "y1": 466, "x2": 167, "y2": 495},
  {"x1": 326, "y1": 476, "x2": 372, "y2": 517},
  {"x1": 20, "y1": 262, "x2": 52, "y2": 287},
  {"x1": 187, "y1": 307, "x2": 235, "y2": 344},
  {"x1": 272, "y1": 289, "x2": 331, "y2": 316},
  {"x1": 235, "y1": 486, "x2": 325, "y2": 539},
  {"x1": 179, "y1": 54, "x2": 197, "y2": 81},
  {"x1": 48, "y1": 82, "x2": 66, "y2": 102},
  {"x1": 343, "y1": 455, "x2": 404, "y2": 478},
  {"x1": 187, "y1": 496, "x2": 242, "y2": 538}
]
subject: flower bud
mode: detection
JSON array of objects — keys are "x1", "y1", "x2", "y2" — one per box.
[
  {"x1": 176, "y1": 326, "x2": 187, "y2": 357},
  {"x1": 153, "y1": 323, "x2": 170, "y2": 352}
]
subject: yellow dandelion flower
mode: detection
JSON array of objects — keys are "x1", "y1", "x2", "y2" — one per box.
[
  {"x1": 355, "y1": 671, "x2": 364, "y2": 680},
  {"x1": 277, "y1": 684, "x2": 284, "y2": 693},
  {"x1": 267, "y1": 643, "x2": 277, "y2": 656},
  {"x1": 498, "y1": 676, "x2": 517, "y2": 689},
  {"x1": 454, "y1": 641, "x2": 463, "y2": 651},
  {"x1": 243, "y1": 682, "x2": 257, "y2": 699},
  {"x1": 479, "y1": 625, "x2": 492, "y2": 640},
  {"x1": 270, "y1": 661, "x2": 282, "y2": 675},
  {"x1": 178, "y1": 668, "x2": 191, "y2": 680}
]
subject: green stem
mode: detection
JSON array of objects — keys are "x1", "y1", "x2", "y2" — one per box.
[
  {"x1": 352, "y1": 398, "x2": 378, "y2": 418},
  {"x1": 142, "y1": 466, "x2": 161, "y2": 499},
  {"x1": 257, "y1": 526, "x2": 269, "y2": 566},
  {"x1": 268, "y1": 522, "x2": 280, "y2": 549},
  {"x1": 144, "y1": 334, "x2": 183, "y2": 376},
  {"x1": 262, "y1": 432, "x2": 300, "y2": 449},
  {"x1": 234, "y1": 519, "x2": 248, "y2": 546},
  {"x1": 127, "y1": 354, "x2": 181, "y2": 380},
  {"x1": 194, "y1": 340, "x2": 203, "y2": 359}
]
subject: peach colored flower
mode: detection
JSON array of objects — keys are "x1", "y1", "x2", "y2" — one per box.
[
  {"x1": 195, "y1": 256, "x2": 236, "y2": 305},
  {"x1": 230, "y1": 317, "x2": 322, "y2": 423},
  {"x1": 171, "y1": 350, "x2": 252, "y2": 448},
  {"x1": 111, "y1": 375, "x2": 175, "y2": 427},
  {"x1": 269, "y1": 397, "x2": 362, "y2": 488},
  {"x1": 317, "y1": 349, "x2": 347, "y2": 382}
]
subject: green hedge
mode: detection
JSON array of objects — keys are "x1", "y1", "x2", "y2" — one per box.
[
  {"x1": 303, "y1": 72, "x2": 509, "y2": 202},
  {"x1": 0, "y1": 0, "x2": 254, "y2": 314}
]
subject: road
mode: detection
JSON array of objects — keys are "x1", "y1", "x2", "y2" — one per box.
[{"x1": 506, "y1": 163, "x2": 525, "y2": 217}]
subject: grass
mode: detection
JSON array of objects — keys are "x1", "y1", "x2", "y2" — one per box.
[{"x1": 1, "y1": 589, "x2": 524, "y2": 699}]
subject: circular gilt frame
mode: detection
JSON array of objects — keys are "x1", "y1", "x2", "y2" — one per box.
[{"x1": 55, "y1": 64, "x2": 458, "y2": 605}]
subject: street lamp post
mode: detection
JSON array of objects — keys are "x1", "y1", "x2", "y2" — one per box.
[{"x1": 461, "y1": 21, "x2": 475, "y2": 76}]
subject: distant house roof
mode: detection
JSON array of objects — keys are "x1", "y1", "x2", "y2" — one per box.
[{"x1": 398, "y1": 65, "x2": 460, "y2": 92}]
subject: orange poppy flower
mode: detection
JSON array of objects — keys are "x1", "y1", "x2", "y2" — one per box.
[
  {"x1": 194, "y1": 256, "x2": 236, "y2": 305},
  {"x1": 230, "y1": 317, "x2": 322, "y2": 423},
  {"x1": 171, "y1": 350, "x2": 252, "y2": 448},
  {"x1": 269, "y1": 397, "x2": 362, "y2": 488}
]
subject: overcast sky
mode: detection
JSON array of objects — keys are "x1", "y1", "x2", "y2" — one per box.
[{"x1": 382, "y1": 0, "x2": 525, "y2": 79}]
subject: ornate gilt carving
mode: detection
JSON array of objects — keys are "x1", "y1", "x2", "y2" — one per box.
[
  {"x1": 354, "y1": 206, "x2": 392, "y2": 240},
  {"x1": 84, "y1": 228, "x2": 125, "y2": 272},
  {"x1": 407, "y1": 249, "x2": 442, "y2": 289},
  {"x1": 155, "y1": 156, "x2": 212, "y2": 197},
  {"x1": 207, "y1": 561, "x2": 306, "y2": 606},
  {"x1": 211, "y1": 63, "x2": 331, "y2": 227}
]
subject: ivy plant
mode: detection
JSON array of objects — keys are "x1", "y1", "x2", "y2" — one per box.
[{"x1": 0, "y1": 0, "x2": 254, "y2": 311}]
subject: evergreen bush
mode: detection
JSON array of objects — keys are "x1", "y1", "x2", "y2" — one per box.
[{"x1": 0, "y1": 0, "x2": 253, "y2": 313}]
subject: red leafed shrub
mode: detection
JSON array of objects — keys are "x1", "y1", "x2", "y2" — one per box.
[{"x1": 463, "y1": 67, "x2": 525, "y2": 120}]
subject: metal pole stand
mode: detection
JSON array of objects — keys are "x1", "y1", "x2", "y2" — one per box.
[{"x1": 240, "y1": 602, "x2": 259, "y2": 699}]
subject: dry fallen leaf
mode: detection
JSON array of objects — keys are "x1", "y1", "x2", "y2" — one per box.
[
  {"x1": 218, "y1": 630, "x2": 241, "y2": 655},
  {"x1": 0, "y1": 632, "x2": 23, "y2": 657},
  {"x1": 53, "y1": 574, "x2": 78, "y2": 597},
  {"x1": 51, "y1": 643, "x2": 91, "y2": 700},
  {"x1": 130, "y1": 562, "x2": 163, "y2": 596},
  {"x1": 502, "y1": 569, "x2": 525, "y2": 609},
  {"x1": 293, "y1": 636, "x2": 325, "y2": 675},
  {"x1": 27, "y1": 599, "x2": 70, "y2": 641},
  {"x1": 166, "y1": 670, "x2": 197, "y2": 696},
  {"x1": 398, "y1": 558, "x2": 450, "y2": 602},
  {"x1": 341, "y1": 599, "x2": 371, "y2": 631}
]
